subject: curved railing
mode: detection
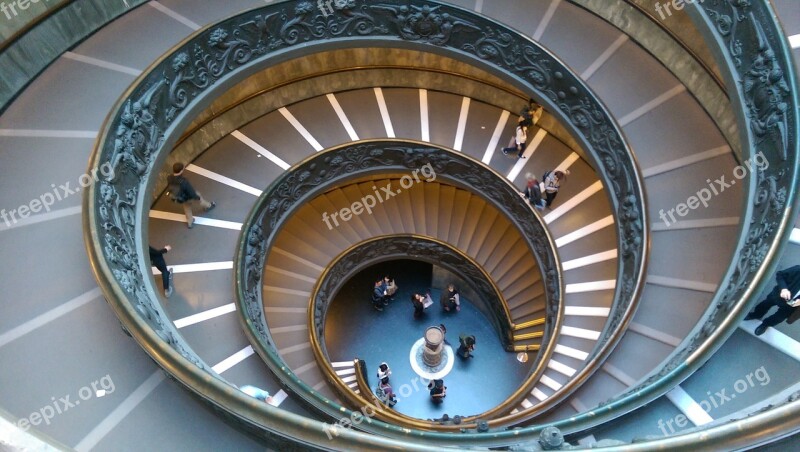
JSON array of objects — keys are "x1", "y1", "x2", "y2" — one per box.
[
  {"x1": 553, "y1": 0, "x2": 800, "y2": 441},
  {"x1": 0, "y1": 0, "x2": 149, "y2": 113},
  {"x1": 307, "y1": 234, "x2": 530, "y2": 426},
  {"x1": 569, "y1": 0, "x2": 740, "y2": 158},
  {"x1": 237, "y1": 141, "x2": 561, "y2": 432},
  {"x1": 84, "y1": 0, "x2": 649, "y2": 447},
  {"x1": 309, "y1": 234, "x2": 518, "y2": 356}
]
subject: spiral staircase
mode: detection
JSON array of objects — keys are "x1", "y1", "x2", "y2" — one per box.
[{"x1": 0, "y1": 0, "x2": 798, "y2": 450}]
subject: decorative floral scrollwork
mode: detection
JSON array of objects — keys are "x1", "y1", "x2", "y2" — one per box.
[{"x1": 373, "y1": 3, "x2": 480, "y2": 46}]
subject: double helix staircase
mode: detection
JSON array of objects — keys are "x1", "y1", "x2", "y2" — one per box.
[{"x1": 0, "y1": 0, "x2": 797, "y2": 450}]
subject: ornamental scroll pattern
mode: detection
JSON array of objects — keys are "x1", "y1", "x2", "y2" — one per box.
[
  {"x1": 240, "y1": 143, "x2": 561, "y2": 357},
  {"x1": 610, "y1": 0, "x2": 797, "y2": 398},
  {"x1": 85, "y1": 0, "x2": 648, "y2": 434},
  {"x1": 312, "y1": 237, "x2": 517, "y2": 356}
]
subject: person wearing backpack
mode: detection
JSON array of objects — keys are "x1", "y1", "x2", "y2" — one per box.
[
  {"x1": 167, "y1": 162, "x2": 216, "y2": 229},
  {"x1": 543, "y1": 170, "x2": 569, "y2": 207}
]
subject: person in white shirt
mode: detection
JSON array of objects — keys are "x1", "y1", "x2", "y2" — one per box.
[
  {"x1": 502, "y1": 116, "x2": 532, "y2": 159},
  {"x1": 377, "y1": 362, "x2": 392, "y2": 384},
  {"x1": 543, "y1": 170, "x2": 569, "y2": 207}
]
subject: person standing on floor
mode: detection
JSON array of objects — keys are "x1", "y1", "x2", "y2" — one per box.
[
  {"x1": 411, "y1": 293, "x2": 425, "y2": 318},
  {"x1": 376, "y1": 380, "x2": 397, "y2": 407},
  {"x1": 428, "y1": 379, "x2": 447, "y2": 404},
  {"x1": 377, "y1": 362, "x2": 392, "y2": 385},
  {"x1": 168, "y1": 162, "x2": 216, "y2": 229},
  {"x1": 457, "y1": 334, "x2": 476, "y2": 359},
  {"x1": 440, "y1": 284, "x2": 460, "y2": 312},
  {"x1": 384, "y1": 276, "x2": 398, "y2": 302},
  {"x1": 543, "y1": 170, "x2": 569, "y2": 208},
  {"x1": 746, "y1": 264, "x2": 800, "y2": 335},
  {"x1": 411, "y1": 292, "x2": 434, "y2": 318},
  {"x1": 149, "y1": 244, "x2": 173, "y2": 298},
  {"x1": 372, "y1": 279, "x2": 386, "y2": 311}
]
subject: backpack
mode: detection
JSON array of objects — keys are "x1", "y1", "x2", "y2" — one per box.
[
  {"x1": 168, "y1": 177, "x2": 187, "y2": 203},
  {"x1": 542, "y1": 170, "x2": 552, "y2": 182}
]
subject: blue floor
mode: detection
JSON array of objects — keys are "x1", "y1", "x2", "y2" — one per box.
[{"x1": 324, "y1": 260, "x2": 533, "y2": 420}]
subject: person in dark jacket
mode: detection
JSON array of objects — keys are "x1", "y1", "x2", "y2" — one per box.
[
  {"x1": 372, "y1": 279, "x2": 385, "y2": 311},
  {"x1": 746, "y1": 265, "x2": 800, "y2": 335},
  {"x1": 167, "y1": 162, "x2": 216, "y2": 229},
  {"x1": 428, "y1": 379, "x2": 446, "y2": 404},
  {"x1": 411, "y1": 293, "x2": 425, "y2": 318},
  {"x1": 457, "y1": 334, "x2": 476, "y2": 359},
  {"x1": 440, "y1": 284, "x2": 460, "y2": 312},
  {"x1": 149, "y1": 245, "x2": 173, "y2": 298},
  {"x1": 523, "y1": 172, "x2": 545, "y2": 210}
]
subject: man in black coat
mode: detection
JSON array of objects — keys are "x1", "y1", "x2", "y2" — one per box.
[
  {"x1": 746, "y1": 264, "x2": 800, "y2": 335},
  {"x1": 149, "y1": 245, "x2": 173, "y2": 298}
]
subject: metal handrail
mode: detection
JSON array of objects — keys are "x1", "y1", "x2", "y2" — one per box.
[
  {"x1": 81, "y1": 0, "x2": 675, "y2": 447},
  {"x1": 237, "y1": 141, "x2": 563, "y2": 434},
  {"x1": 305, "y1": 233, "x2": 539, "y2": 429}
]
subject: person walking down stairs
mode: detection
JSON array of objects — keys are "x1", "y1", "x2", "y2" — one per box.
[
  {"x1": 501, "y1": 116, "x2": 532, "y2": 159},
  {"x1": 149, "y1": 244, "x2": 173, "y2": 298},
  {"x1": 167, "y1": 162, "x2": 216, "y2": 229}
]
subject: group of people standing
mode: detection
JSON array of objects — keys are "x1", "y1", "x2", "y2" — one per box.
[
  {"x1": 372, "y1": 276, "x2": 399, "y2": 311},
  {"x1": 522, "y1": 170, "x2": 569, "y2": 210},
  {"x1": 409, "y1": 284, "x2": 460, "y2": 318},
  {"x1": 373, "y1": 279, "x2": 461, "y2": 319}
]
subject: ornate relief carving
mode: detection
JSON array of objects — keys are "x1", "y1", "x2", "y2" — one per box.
[
  {"x1": 610, "y1": 0, "x2": 797, "y2": 406},
  {"x1": 97, "y1": 0, "x2": 800, "y2": 443},
  {"x1": 241, "y1": 143, "x2": 561, "y2": 360}
]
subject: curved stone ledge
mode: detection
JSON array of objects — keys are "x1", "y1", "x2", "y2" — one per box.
[
  {"x1": 83, "y1": 0, "x2": 651, "y2": 447},
  {"x1": 0, "y1": 0, "x2": 149, "y2": 113},
  {"x1": 236, "y1": 141, "x2": 562, "y2": 433}
]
